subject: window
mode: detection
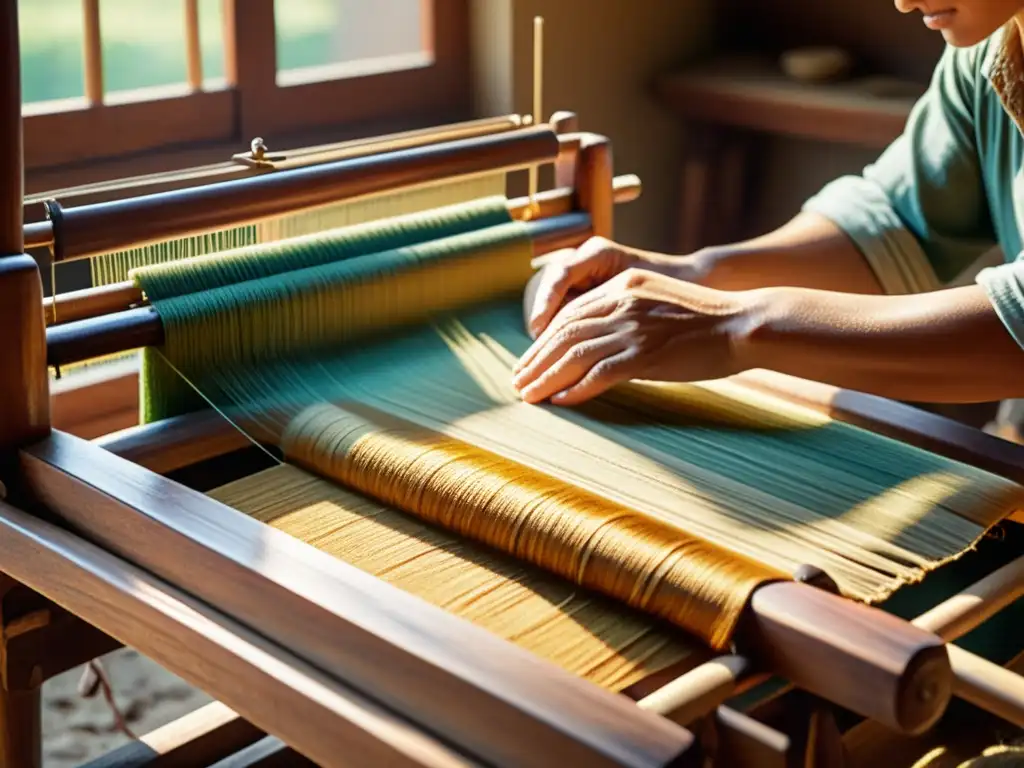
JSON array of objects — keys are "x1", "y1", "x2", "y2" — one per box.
[{"x1": 19, "y1": 0, "x2": 470, "y2": 175}]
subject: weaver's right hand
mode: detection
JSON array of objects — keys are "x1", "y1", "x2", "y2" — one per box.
[{"x1": 524, "y1": 237, "x2": 694, "y2": 339}]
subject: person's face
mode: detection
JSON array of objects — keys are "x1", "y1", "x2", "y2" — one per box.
[{"x1": 894, "y1": 0, "x2": 1024, "y2": 46}]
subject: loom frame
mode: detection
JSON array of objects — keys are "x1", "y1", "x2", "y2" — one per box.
[
  {"x1": 24, "y1": 115, "x2": 969, "y2": 741},
  {"x1": 1, "y1": 2, "x2": 1024, "y2": 766}
]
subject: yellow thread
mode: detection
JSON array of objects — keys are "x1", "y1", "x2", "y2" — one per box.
[{"x1": 280, "y1": 401, "x2": 785, "y2": 650}]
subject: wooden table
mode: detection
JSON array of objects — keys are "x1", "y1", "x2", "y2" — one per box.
[{"x1": 654, "y1": 55, "x2": 925, "y2": 253}]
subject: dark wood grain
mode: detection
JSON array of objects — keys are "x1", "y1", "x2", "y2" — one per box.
[
  {"x1": 54, "y1": 126, "x2": 559, "y2": 262},
  {"x1": 656, "y1": 56, "x2": 920, "y2": 150},
  {"x1": 19, "y1": 431, "x2": 697, "y2": 768},
  {"x1": 0, "y1": 499, "x2": 480, "y2": 768},
  {"x1": 0, "y1": 0, "x2": 49, "y2": 465},
  {"x1": 46, "y1": 307, "x2": 163, "y2": 368},
  {"x1": 744, "y1": 582, "x2": 951, "y2": 735},
  {"x1": 575, "y1": 134, "x2": 615, "y2": 239},
  {"x1": 24, "y1": 91, "x2": 236, "y2": 173},
  {"x1": 51, "y1": 361, "x2": 139, "y2": 439}
]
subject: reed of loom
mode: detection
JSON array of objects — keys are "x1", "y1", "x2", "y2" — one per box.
[{"x1": 2, "y1": 8, "x2": 1024, "y2": 768}]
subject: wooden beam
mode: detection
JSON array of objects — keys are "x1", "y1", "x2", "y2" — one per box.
[
  {"x1": 736, "y1": 370, "x2": 1024, "y2": 485},
  {"x1": 19, "y1": 431, "x2": 698, "y2": 768},
  {"x1": 0, "y1": 499, "x2": 484, "y2": 768}
]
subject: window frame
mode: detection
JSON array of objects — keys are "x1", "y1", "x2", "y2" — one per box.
[{"x1": 22, "y1": 0, "x2": 471, "y2": 177}]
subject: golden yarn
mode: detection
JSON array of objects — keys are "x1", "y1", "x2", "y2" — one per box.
[
  {"x1": 211, "y1": 463, "x2": 699, "y2": 693},
  {"x1": 132, "y1": 192, "x2": 1024, "y2": 678},
  {"x1": 280, "y1": 401, "x2": 785, "y2": 650}
]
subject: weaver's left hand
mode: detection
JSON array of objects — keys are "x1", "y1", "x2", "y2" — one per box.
[{"x1": 512, "y1": 269, "x2": 760, "y2": 406}]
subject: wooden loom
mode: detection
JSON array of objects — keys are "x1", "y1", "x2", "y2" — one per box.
[{"x1": 4, "y1": 9, "x2": 1024, "y2": 768}]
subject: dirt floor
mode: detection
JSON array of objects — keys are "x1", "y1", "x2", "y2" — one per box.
[{"x1": 42, "y1": 648, "x2": 209, "y2": 767}]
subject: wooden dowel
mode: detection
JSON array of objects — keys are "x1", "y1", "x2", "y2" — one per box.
[
  {"x1": 266, "y1": 115, "x2": 531, "y2": 170},
  {"x1": 24, "y1": 221, "x2": 50, "y2": 250},
  {"x1": 185, "y1": 0, "x2": 203, "y2": 91},
  {"x1": 947, "y1": 644, "x2": 1024, "y2": 727},
  {"x1": 741, "y1": 580, "x2": 951, "y2": 735},
  {"x1": 25, "y1": 115, "x2": 527, "y2": 222},
  {"x1": 41, "y1": 174, "x2": 642, "y2": 327},
  {"x1": 82, "y1": 0, "x2": 103, "y2": 105},
  {"x1": 89, "y1": 701, "x2": 264, "y2": 767},
  {"x1": 97, "y1": 410, "x2": 254, "y2": 476},
  {"x1": 637, "y1": 656, "x2": 752, "y2": 726},
  {"x1": 912, "y1": 555, "x2": 1024, "y2": 642},
  {"x1": 44, "y1": 213, "x2": 595, "y2": 367},
  {"x1": 23, "y1": 127, "x2": 584, "y2": 250},
  {"x1": 44, "y1": 281, "x2": 146, "y2": 326},
  {"x1": 48, "y1": 306, "x2": 162, "y2": 367},
  {"x1": 49, "y1": 127, "x2": 560, "y2": 262},
  {"x1": 644, "y1": 557, "x2": 1024, "y2": 739}
]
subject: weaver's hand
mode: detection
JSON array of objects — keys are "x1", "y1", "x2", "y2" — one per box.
[
  {"x1": 524, "y1": 236, "x2": 699, "y2": 339},
  {"x1": 513, "y1": 269, "x2": 760, "y2": 406}
]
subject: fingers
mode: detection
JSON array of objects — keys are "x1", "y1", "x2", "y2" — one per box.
[
  {"x1": 514, "y1": 291, "x2": 615, "y2": 375},
  {"x1": 549, "y1": 349, "x2": 637, "y2": 406},
  {"x1": 515, "y1": 323, "x2": 628, "y2": 404},
  {"x1": 526, "y1": 255, "x2": 575, "y2": 338},
  {"x1": 525, "y1": 237, "x2": 616, "y2": 338}
]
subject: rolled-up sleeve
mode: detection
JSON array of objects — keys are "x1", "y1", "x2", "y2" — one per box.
[
  {"x1": 978, "y1": 260, "x2": 1024, "y2": 349},
  {"x1": 802, "y1": 44, "x2": 997, "y2": 295}
]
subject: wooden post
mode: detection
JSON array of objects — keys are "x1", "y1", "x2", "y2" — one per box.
[
  {"x1": 549, "y1": 110, "x2": 578, "y2": 189},
  {"x1": 574, "y1": 133, "x2": 614, "y2": 240},
  {"x1": 0, "y1": 0, "x2": 49, "y2": 456},
  {"x1": 0, "y1": 4, "x2": 49, "y2": 765}
]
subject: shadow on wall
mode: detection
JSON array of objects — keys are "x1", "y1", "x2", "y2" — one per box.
[{"x1": 472, "y1": 0, "x2": 716, "y2": 253}]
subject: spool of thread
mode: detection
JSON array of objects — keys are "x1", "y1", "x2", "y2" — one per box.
[{"x1": 779, "y1": 47, "x2": 852, "y2": 84}]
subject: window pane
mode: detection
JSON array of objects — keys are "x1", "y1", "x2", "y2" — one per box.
[
  {"x1": 199, "y1": 0, "x2": 225, "y2": 83},
  {"x1": 275, "y1": 0, "x2": 426, "y2": 83},
  {"x1": 19, "y1": 0, "x2": 85, "y2": 105},
  {"x1": 100, "y1": 0, "x2": 187, "y2": 97}
]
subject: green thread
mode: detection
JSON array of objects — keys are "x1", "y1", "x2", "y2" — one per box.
[{"x1": 133, "y1": 197, "x2": 1024, "y2": 609}]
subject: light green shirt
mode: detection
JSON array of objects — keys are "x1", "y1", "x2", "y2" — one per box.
[{"x1": 803, "y1": 22, "x2": 1024, "y2": 351}]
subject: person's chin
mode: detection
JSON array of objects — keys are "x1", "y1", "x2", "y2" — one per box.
[{"x1": 939, "y1": 27, "x2": 989, "y2": 47}]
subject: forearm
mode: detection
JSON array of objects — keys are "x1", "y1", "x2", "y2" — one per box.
[
  {"x1": 739, "y1": 284, "x2": 1024, "y2": 403},
  {"x1": 689, "y1": 213, "x2": 885, "y2": 295}
]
